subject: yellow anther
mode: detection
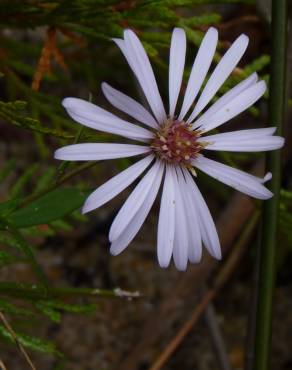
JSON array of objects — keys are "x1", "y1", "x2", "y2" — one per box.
[{"x1": 190, "y1": 168, "x2": 197, "y2": 177}]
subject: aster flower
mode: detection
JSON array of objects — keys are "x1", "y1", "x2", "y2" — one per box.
[{"x1": 54, "y1": 28, "x2": 284, "y2": 271}]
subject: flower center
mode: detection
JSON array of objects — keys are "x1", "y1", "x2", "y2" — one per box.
[{"x1": 151, "y1": 118, "x2": 204, "y2": 165}]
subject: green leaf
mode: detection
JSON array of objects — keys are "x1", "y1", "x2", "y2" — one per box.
[
  {"x1": 0, "y1": 199, "x2": 20, "y2": 217},
  {"x1": 39, "y1": 300, "x2": 96, "y2": 315},
  {"x1": 0, "y1": 324, "x2": 62, "y2": 356},
  {"x1": 0, "y1": 299, "x2": 33, "y2": 316},
  {"x1": 34, "y1": 302, "x2": 61, "y2": 323},
  {"x1": 8, "y1": 188, "x2": 90, "y2": 228},
  {"x1": 34, "y1": 300, "x2": 96, "y2": 322}
]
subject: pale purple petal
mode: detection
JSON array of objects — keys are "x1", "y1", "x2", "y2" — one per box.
[
  {"x1": 101, "y1": 82, "x2": 159, "y2": 129},
  {"x1": 177, "y1": 169, "x2": 202, "y2": 263},
  {"x1": 112, "y1": 38, "x2": 138, "y2": 76},
  {"x1": 172, "y1": 169, "x2": 188, "y2": 271},
  {"x1": 62, "y1": 98, "x2": 153, "y2": 142},
  {"x1": 110, "y1": 163, "x2": 164, "y2": 256},
  {"x1": 109, "y1": 160, "x2": 163, "y2": 242},
  {"x1": 195, "y1": 81, "x2": 267, "y2": 132},
  {"x1": 200, "y1": 127, "x2": 276, "y2": 141},
  {"x1": 200, "y1": 128, "x2": 284, "y2": 152},
  {"x1": 193, "y1": 155, "x2": 273, "y2": 199},
  {"x1": 183, "y1": 169, "x2": 221, "y2": 259},
  {"x1": 187, "y1": 34, "x2": 249, "y2": 123},
  {"x1": 120, "y1": 30, "x2": 166, "y2": 123},
  {"x1": 179, "y1": 27, "x2": 218, "y2": 121},
  {"x1": 192, "y1": 72, "x2": 258, "y2": 129},
  {"x1": 157, "y1": 165, "x2": 175, "y2": 268},
  {"x1": 54, "y1": 143, "x2": 150, "y2": 161},
  {"x1": 82, "y1": 155, "x2": 154, "y2": 214},
  {"x1": 169, "y1": 28, "x2": 186, "y2": 118}
]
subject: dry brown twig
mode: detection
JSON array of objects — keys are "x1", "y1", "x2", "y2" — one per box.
[
  {"x1": 0, "y1": 311, "x2": 36, "y2": 370},
  {"x1": 204, "y1": 302, "x2": 232, "y2": 370},
  {"x1": 0, "y1": 359, "x2": 7, "y2": 370},
  {"x1": 31, "y1": 26, "x2": 88, "y2": 91},
  {"x1": 31, "y1": 27, "x2": 68, "y2": 91}
]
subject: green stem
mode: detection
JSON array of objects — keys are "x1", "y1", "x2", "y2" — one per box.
[
  {"x1": 0, "y1": 282, "x2": 141, "y2": 300},
  {"x1": 252, "y1": 1, "x2": 287, "y2": 369}
]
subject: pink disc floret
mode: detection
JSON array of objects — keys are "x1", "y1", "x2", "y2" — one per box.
[{"x1": 151, "y1": 118, "x2": 204, "y2": 166}]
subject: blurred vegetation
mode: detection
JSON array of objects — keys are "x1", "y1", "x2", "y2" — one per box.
[{"x1": 0, "y1": 0, "x2": 290, "y2": 367}]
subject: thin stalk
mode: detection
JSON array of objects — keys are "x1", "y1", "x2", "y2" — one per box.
[
  {"x1": 252, "y1": 1, "x2": 287, "y2": 370},
  {"x1": 0, "y1": 282, "x2": 141, "y2": 301}
]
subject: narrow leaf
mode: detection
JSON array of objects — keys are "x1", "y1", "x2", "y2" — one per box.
[{"x1": 8, "y1": 188, "x2": 89, "y2": 228}]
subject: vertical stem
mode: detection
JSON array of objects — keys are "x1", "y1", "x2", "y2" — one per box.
[{"x1": 252, "y1": 1, "x2": 287, "y2": 370}]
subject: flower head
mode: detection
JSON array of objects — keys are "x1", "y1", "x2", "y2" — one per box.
[{"x1": 55, "y1": 28, "x2": 284, "y2": 270}]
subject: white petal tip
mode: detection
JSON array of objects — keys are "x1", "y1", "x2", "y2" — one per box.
[
  {"x1": 101, "y1": 82, "x2": 109, "y2": 95},
  {"x1": 173, "y1": 27, "x2": 185, "y2": 35},
  {"x1": 262, "y1": 191, "x2": 274, "y2": 200},
  {"x1": 158, "y1": 259, "x2": 170, "y2": 269},
  {"x1": 212, "y1": 251, "x2": 222, "y2": 260},
  {"x1": 263, "y1": 172, "x2": 272, "y2": 183},
  {"x1": 62, "y1": 97, "x2": 74, "y2": 109},
  {"x1": 81, "y1": 203, "x2": 93, "y2": 215},
  {"x1": 54, "y1": 150, "x2": 61, "y2": 160},
  {"x1": 208, "y1": 27, "x2": 218, "y2": 36},
  {"x1": 124, "y1": 29, "x2": 134, "y2": 38},
  {"x1": 110, "y1": 248, "x2": 120, "y2": 256},
  {"x1": 239, "y1": 33, "x2": 249, "y2": 46},
  {"x1": 110, "y1": 245, "x2": 125, "y2": 256}
]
